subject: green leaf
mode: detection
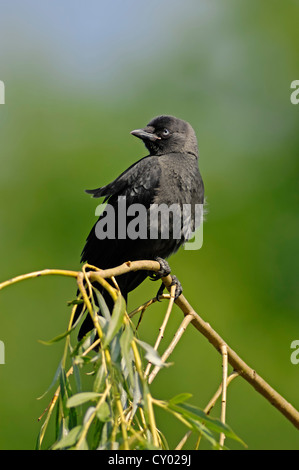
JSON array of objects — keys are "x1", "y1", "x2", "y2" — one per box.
[
  {"x1": 96, "y1": 402, "x2": 111, "y2": 422},
  {"x1": 83, "y1": 406, "x2": 96, "y2": 424},
  {"x1": 169, "y1": 393, "x2": 193, "y2": 405},
  {"x1": 39, "y1": 307, "x2": 85, "y2": 345},
  {"x1": 72, "y1": 362, "x2": 82, "y2": 394},
  {"x1": 94, "y1": 289, "x2": 111, "y2": 320},
  {"x1": 39, "y1": 329, "x2": 75, "y2": 345},
  {"x1": 158, "y1": 399, "x2": 222, "y2": 449},
  {"x1": 76, "y1": 437, "x2": 89, "y2": 450},
  {"x1": 131, "y1": 370, "x2": 143, "y2": 417},
  {"x1": 67, "y1": 392, "x2": 101, "y2": 408},
  {"x1": 56, "y1": 367, "x2": 77, "y2": 430},
  {"x1": 67, "y1": 299, "x2": 84, "y2": 306},
  {"x1": 70, "y1": 328, "x2": 97, "y2": 357},
  {"x1": 52, "y1": 425, "x2": 82, "y2": 450},
  {"x1": 110, "y1": 331, "x2": 122, "y2": 362},
  {"x1": 188, "y1": 418, "x2": 222, "y2": 449},
  {"x1": 59, "y1": 367, "x2": 73, "y2": 418},
  {"x1": 37, "y1": 361, "x2": 62, "y2": 400},
  {"x1": 135, "y1": 339, "x2": 169, "y2": 368},
  {"x1": 102, "y1": 294, "x2": 126, "y2": 348},
  {"x1": 169, "y1": 402, "x2": 245, "y2": 445},
  {"x1": 120, "y1": 324, "x2": 134, "y2": 383},
  {"x1": 81, "y1": 328, "x2": 97, "y2": 351},
  {"x1": 98, "y1": 421, "x2": 113, "y2": 449},
  {"x1": 93, "y1": 364, "x2": 107, "y2": 393}
]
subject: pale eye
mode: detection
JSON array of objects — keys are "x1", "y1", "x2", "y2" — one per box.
[{"x1": 162, "y1": 128, "x2": 170, "y2": 136}]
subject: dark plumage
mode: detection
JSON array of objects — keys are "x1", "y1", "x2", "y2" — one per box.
[{"x1": 75, "y1": 115, "x2": 204, "y2": 340}]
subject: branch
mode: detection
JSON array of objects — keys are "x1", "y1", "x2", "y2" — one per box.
[
  {"x1": 176, "y1": 370, "x2": 240, "y2": 450},
  {"x1": 148, "y1": 313, "x2": 194, "y2": 385},
  {"x1": 219, "y1": 344, "x2": 228, "y2": 447},
  {"x1": 1, "y1": 260, "x2": 299, "y2": 431},
  {"x1": 160, "y1": 274, "x2": 299, "y2": 431}
]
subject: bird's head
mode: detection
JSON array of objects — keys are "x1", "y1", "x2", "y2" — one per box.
[{"x1": 130, "y1": 115, "x2": 198, "y2": 158}]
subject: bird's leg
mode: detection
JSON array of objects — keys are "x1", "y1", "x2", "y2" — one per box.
[
  {"x1": 149, "y1": 257, "x2": 171, "y2": 281},
  {"x1": 149, "y1": 257, "x2": 182, "y2": 301},
  {"x1": 149, "y1": 257, "x2": 171, "y2": 301},
  {"x1": 155, "y1": 282, "x2": 166, "y2": 301},
  {"x1": 169, "y1": 275, "x2": 183, "y2": 300},
  {"x1": 154, "y1": 275, "x2": 183, "y2": 302}
]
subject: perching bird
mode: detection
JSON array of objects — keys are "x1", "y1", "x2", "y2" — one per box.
[{"x1": 75, "y1": 115, "x2": 204, "y2": 340}]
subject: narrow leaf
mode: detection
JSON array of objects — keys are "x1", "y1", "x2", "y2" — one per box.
[
  {"x1": 37, "y1": 361, "x2": 62, "y2": 400},
  {"x1": 120, "y1": 324, "x2": 134, "y2": 383},
  {"x1": 67, "y1": 299, "x2": 84, "y2": 306},
  {"x1": 39, "y1": 308, "x2": 85, "y2": 345},
  {"x1": 169, "y1": 393, "x2": 193, "y2": 405},
  {"x1": 102, "y1": 294, "x2": 126, "y2": 348},
  {"x1": 96, "y1": 402, "x2": 111, "y2": 422},
  {"x1": 52, "y1": 425, "x2": 82, "y2": 450},
  {"x1": 94, "y1": 289, "x2": 111, "y2": 320},
  {"x1": 136, "y1": 339, "x2": 169, "y2": 368},
  {"x1": 169, "y1": 402, "x2": 245, "y2": 445},
  {"x1": 39, "y1": 329, "x2": 75, "y2": 345},
  {"x1": 93, "y1": 364, "x2": 107, "y2": 393},
  {"x1": 67, "y1": 392, "x2": 101, "y2": 408}
]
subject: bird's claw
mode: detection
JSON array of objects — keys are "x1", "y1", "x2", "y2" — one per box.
[
  {"x1": 169, "y1": 275, "x2": 183, "y2": 300},
  {"x1": 154, "y1": 275, "x2": 183, "y2": 302},
  {"x1": 155, "y1": 282, "x2": 165, "y2": 302},
  {"x1": 150, "y1": 257, "x2": 171, "y2": 301},
  {"x1": 149, "y1": 257, "x2": 171, "y2": 281}
]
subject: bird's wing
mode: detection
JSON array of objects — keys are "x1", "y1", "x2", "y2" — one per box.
[
  {"x1": 85, "y1": 155, "x2": 159, "y2": 201},
  {"x1": 81, "y1": 155, "x2": 162, "y2": 267}
]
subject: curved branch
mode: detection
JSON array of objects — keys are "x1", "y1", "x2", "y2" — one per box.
[
  {"x1": 1, "y1": 260, "x2": 299, "y2": 430},
  {"x1": 160, "y1": 274, "x2": 299, "y2": 430}
]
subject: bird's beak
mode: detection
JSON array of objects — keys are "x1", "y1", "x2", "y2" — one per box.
[{"x1": 130, "y1": 127, "x2": 161, "y2": 142}]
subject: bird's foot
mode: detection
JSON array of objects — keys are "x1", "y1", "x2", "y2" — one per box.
[
  {"x1": 149, "y1": 257, "x2": 171, "y2": 281},
  {"x1": 155, "y1": 282, "x2": 166, "y2": 302},
  {"x1": 150, "y1": 257, "x2": 180, "y2": 302},
  {"x1": 154, "y1": 275, "x2": 183, "y2": 302},
  {"x1": 169, "y1": 275, "x2": 183, "y2": 300}
]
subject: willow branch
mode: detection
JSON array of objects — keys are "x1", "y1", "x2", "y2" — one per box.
[
  {"x1": 205, "y1": 371, "x2": 239, "y2": 416},
  {"x1": 219, "y1": 344, "x2": 228, "y2": 448},
  {"x1": 0, "y1": 269, "x2": 78, "y2": 290},
  {"x1": 158, "y1": 275, "x2": 299, "y2": 431},
  {"x1": 148, "y1": 313, "x2": 194, "y2": 385},
  {"x1": 177, "y1": 371, "x2": 239, "y2": 450},
  {"x1": 145, "y1": 284, "x2": 176, "y2": 378},
  {"x1": 1, "y1": 260, "x2": 299, "y2": 430}
]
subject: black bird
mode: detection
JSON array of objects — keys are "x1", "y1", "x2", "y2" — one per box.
[{"x1": 75, "y1": 115, "x2": 204, "y2": 340}]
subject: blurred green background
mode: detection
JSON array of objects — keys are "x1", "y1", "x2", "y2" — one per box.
[{"x1": 0, "y1": 0, "x2": 298, "y2": 450}]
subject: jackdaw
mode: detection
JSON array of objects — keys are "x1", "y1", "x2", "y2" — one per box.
[{"x1": 75, "y1": 115, "x2": 204, "y2": 340}]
